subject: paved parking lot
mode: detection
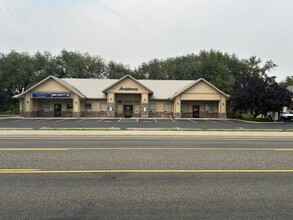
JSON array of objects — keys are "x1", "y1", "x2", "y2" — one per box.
[{"x1": 1, "y1": 117, "x2": 293, "y2": 130}]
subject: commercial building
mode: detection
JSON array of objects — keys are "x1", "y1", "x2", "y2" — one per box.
[{"x1": 13, "y1": 75, "x2": 229, "y2": 118}]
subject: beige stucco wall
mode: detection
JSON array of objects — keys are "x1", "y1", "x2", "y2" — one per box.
[
  {"x1": 184, "y1": 81, "x2": 217, "y2": 94},
  {"x1": 21, "y1": 78, "x2": 75, "y2": 112},
  {"x1": 105, "y1": 78, "x2": 150, "y2": 94},
  {"x1": 33, "y1": 79, "x2": 71, "y2": 93},
  {"x1": 178, "y1": 81, "x2": 227, "y2": 114}
]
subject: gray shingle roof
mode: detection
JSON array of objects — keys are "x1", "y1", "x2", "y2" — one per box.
[{"x1": 62, "y1": 78, "x2": 196, "y2": 99}]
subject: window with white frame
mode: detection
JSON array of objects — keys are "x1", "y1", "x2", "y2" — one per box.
[
  {"x1": 100, "y1": 103, "x2": 107, "y2": 112},
  {"x1": 149, "y1": 103, "x2": 156, "y2": 112},
  {"x1": 164, "y1": 102, "x2": 172, "y2": 112},
  {"x1": 181, "y1": 103, "x2": 188, "y2": 112}
]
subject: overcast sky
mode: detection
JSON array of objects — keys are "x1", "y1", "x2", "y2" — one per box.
[{"x1": 1, "y1": 0, "x2": 292, "y2": 80}]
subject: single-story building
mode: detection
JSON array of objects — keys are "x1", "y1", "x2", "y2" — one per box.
[{"x1": 13, "y1": 75, "x2": 230, "y2": 118}]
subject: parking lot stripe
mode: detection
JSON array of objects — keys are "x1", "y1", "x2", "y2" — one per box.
[
  {"x1": 118, "y1": 118, "x2": 122, "y2": 122},
  {"x1": 205, "y1": 119, "x2": 216, "y2": 123},
  {"x1": 75, "y1": 119, "x2": 85, "y2": 123},
  {"x1": 171, "y1": 118, "x2": 177, "y2": 123},
  {"x1": 189, "y1": 119, "x2": 197, "y2": 123},
  {"x1": 55, "y1": 119, "x2": 65, "y2": 123},
  {"x1": 34, "y1": 120, "x2": 43, "y2": 123},
  {"x1": 96, "y1": 119, "x2": 103, "y2": 123},
  {"x1": 154, "y1": 119, "x2": 158, "y2": 123}
]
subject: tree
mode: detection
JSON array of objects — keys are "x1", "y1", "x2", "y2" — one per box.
[
  {"x1": 55, "y1": 50, "x2": 106, "y2": 78},
  {"x1": 231, "y1": 73, "x2": 292, "y2": 118},
  {"x1": 282, "y1": 75, "x2": 293, "y2": 86},
  {"x1": 105, "y1": 61, "x2": 133, "y2": 79},
  {"x1": 0, "y1": 86, "x2": 5, "y2": 108}
]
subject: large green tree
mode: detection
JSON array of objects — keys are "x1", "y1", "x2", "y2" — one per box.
[
  {"x1": 231, "y1": 73, "x2": 291, "y2": 118},
  {"x1": 55, "y1": 50, "x2": 106, "y2": 78}
]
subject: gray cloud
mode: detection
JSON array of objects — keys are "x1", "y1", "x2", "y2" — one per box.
[{"x1": 0, "y1": 0, "x2": 292, "y2": 80}]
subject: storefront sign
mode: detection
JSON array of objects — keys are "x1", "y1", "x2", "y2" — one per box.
[
  {"x1": 32, "y1": 92, "x2": 70, "y2": 98},
  {"x1": 52, "y1": 93, "x2": 71, "y2": 98},
  {"x1": 119, "y1": 87, "x2": 138, "y2": 91},
  {"x1": 32, "y1": 92, "x2": 52, "y2": 98}
]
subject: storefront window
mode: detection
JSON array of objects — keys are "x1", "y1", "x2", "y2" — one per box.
[
  {"x1": 134, "y1": 105, "x2": 140, "y2": 114},
  {"x1": 117, "y1": 104, "x2": 123, "y2": 114},
  {"x1": 164, "y1": 103, "x2": 172, "y2": 112},
  {"x1": 100, "y1": 103, "x2": 107, "y2": 112},
  {"x1": 149, "y1": 103, "x2": 156, "y2": 112},
  {"x1": 39, "y1": 102, "x2": 50, "y2": 111},
  {"x1": 205, "y1": 104, "x2": 212, "y2": 113},
  {"x1": 66, "y1": 103, "x2": 73, "y2": 110},
  {"x1": 85, "y1": 103, "x2": 92, "y2": 110},
  {"x1": 181, "y1": 103, "x2": 188, "y2": 112}
]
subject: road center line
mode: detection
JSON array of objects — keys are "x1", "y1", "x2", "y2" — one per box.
[{"x1": 1, "y1": 169, "x2": 293, "y2": 174}]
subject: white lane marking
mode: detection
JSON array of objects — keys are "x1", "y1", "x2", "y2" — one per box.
[
  {"x1": 154, "y1": 119, "x2": 158, "y2": 123},
  {"x1": 96, "y1": 119, "x2": 103, "y2": 123},
  {"x1": 55, "y1": 119, "x2": 65, "y2": 123},
  {"x1": 189, "y1": 119, "x2": 197, "y2": 123},
  {"x1": 205, "y1": 119, "x2": 216, "y2": 123},
  {"x1": 224, "y1": 120, "x2": 235, "y2": 123},
  {"x1": 75, "y1": 119, "x2": 85, "y2": 123},
  {"x1": 34, "y1": 120, "x2": 43, "y2": 123},
  {"x1": 137, "y1": 119, "x2": 138, "y2": 122},
  {"x1": 171, "y1": 118, "x2": 177, "y2": 123},
  {"x1": 118, "y1": 118, "x2": 122, "y2": 122}
]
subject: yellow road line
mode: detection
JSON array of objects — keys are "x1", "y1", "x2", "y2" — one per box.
[
  {"x1": 0, "y1": 169, "x2": 293, "y2": 174},
  {"x1": 0, "y1": 148, "x2": 69, "y2": 151},
  {"x1": 0, "y1": 147, "x2": 292, "y2": 151}
]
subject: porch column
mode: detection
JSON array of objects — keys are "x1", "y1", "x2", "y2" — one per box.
[
  {"x1": 174, "y1": 96, "x2": 181, "y2": 118},
  {"x1": 140, "y1": 93, "x2": 148, "y2": 118},
  {"x1": 24, "y1": 93, "x2": 33, "y2": 117},
  {"x1": 73, "y1": 94, "x2": 81, "y2": 118},
  {"x1": 107, "y1": 92, "x2": 115, "y2": 118},
  {"x1": 218, "y1": 96, "x2": 227, "y2": 118}
]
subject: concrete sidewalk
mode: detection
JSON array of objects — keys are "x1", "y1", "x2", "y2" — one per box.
[{"x1": 0, "y1": 129, "x2": 292, "y2": 138}]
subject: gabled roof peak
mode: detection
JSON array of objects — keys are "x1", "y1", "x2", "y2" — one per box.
[
  {"x1": 13, "y1": 75, "x2": 86, "y2": 99},
  {"x1": 102, "y1": 75, "x2": 153, "y2": 94}
]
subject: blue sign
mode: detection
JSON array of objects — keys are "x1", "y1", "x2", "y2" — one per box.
[
  {"x1": 32, "y1": 92, "x2": 52, "y2": 98},
  {"x1": 52, "y1": 93, "x2": 71, "y2": 98},
  {"x1": 32, "y1": 92, "x2": 71, "y2": 98}
]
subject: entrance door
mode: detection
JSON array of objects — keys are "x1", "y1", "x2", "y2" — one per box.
[
  {"x1": 124, "y1": 105, "x2": 133, "y2": 118},
  {"x1": 192, "y1": 105, "x2": 200, "y2": 118},
  {"x1": 54, "y1": 104, "x2": 62, "y2": 117}
]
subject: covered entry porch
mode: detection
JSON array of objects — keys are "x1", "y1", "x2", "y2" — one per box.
[{"x1": 180, "y1": 101, "x2": 224, "y2": 118}]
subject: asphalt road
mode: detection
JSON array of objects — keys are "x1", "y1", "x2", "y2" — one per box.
[
  {"x1": 1, "y1": 117, "x2": 293, "y2": 130},
  {"x1": 0, "y1": 137, "x2": 292, "y2": 219}
]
